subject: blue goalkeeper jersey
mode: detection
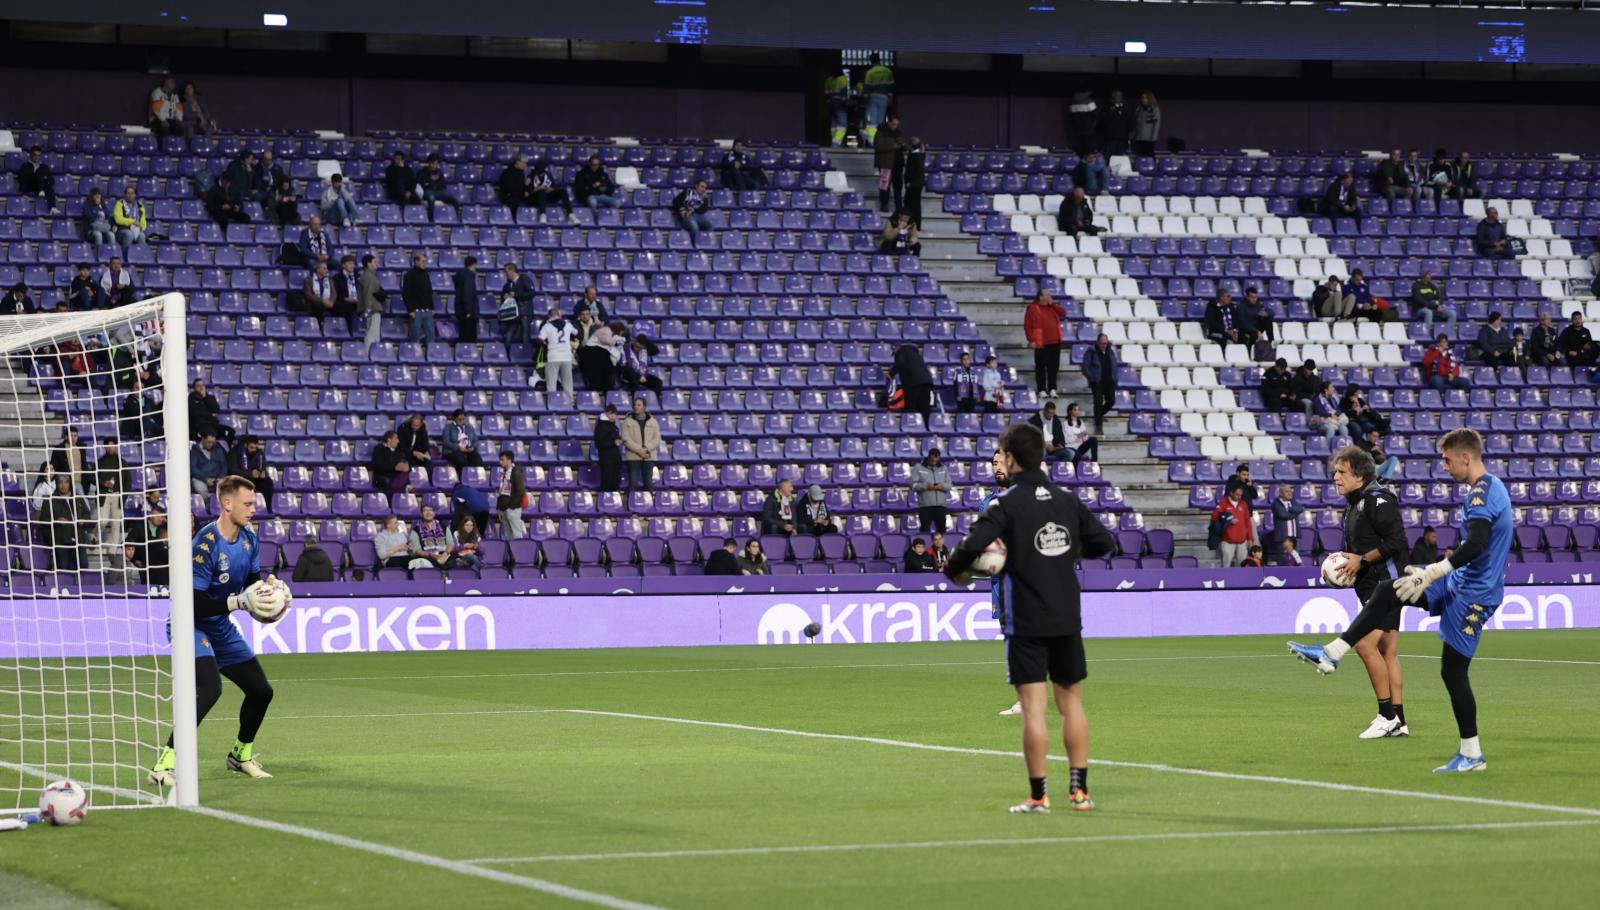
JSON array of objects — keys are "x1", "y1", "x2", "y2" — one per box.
[
  {"x1": 980, "y1": 488, "x2": 1005, "y2": 618},
  {"x1": 1447, "y1": 473, "x2": 1512, "y2": 608},
  {"x1": 191, "y1": 521, "x2": 262, "y2": 637}
]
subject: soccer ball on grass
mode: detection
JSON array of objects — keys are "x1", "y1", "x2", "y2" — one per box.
[{"x1": 39, "y1": 780, "x2": 88, "y2": 826}]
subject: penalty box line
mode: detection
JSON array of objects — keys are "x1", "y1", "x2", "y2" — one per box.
[{"x1": 563, "y1": 709, "x2": 1600, "y2": 820}]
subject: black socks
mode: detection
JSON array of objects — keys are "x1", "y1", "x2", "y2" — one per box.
[
  {"x1": 1069, "y1": 767, "x2": 1088, "y2": 794},
  {"x1": 1378, "y1": 698, "x2": 1395, "y2": 721},
  {"x1": 1029, "y1": 777, "x2": 1047, "y2": 801}
]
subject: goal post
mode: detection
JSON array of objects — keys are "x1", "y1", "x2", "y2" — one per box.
[{"x1": 0, "y1": 293, "x2": 196, "y2": 812}]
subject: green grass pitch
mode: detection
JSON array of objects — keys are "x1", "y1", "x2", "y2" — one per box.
[{"x1": 3, "y1": 630, "x2": 1598, "y2": 909}]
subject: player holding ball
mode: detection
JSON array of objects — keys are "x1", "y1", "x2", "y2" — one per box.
[{"x1": 150, "y1": 475, "x2": 292, "y2": 787}]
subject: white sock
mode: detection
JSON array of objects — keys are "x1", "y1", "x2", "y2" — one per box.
[
  {"x1": 1324, "y1": 639, "x2": 1351, "y2": 662},
  {"x1": 1460, "y1": 736, "x2": 1482, "y2": 759}
]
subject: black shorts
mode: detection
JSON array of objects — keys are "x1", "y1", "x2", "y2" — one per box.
[
  {"x1": 1005, "y1": 634, "x2": 1087, "y2": 687},
  {"x1": 1356, "y1": 581, "x2": 1402, "y2": 633}
]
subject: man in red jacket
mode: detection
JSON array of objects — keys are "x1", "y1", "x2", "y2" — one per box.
[
  {"x1": 1210, "y1": 485, "x2": 1257, "y2": 568},
  {"x1": 1420, "y1": 334, "x2": 1472, "y2": 390},
  {"x1": 1024, "y1": 290, "x2": 1066, "y2": 398}
]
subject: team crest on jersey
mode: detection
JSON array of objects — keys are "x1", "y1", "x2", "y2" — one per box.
[{"x1": 1034, "y1": 522, "x2": 1071, "y2": 557}]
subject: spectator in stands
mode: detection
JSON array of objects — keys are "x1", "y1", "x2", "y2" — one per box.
[
  {"x1": 910, "y1": 447, "x2": 953, "y2": 533},
  {"x1": 1508, "y1": 328, "x2": 1531, "y2": 380},
  {"x1": 573, "y1": 155, "x2": 621, "y2": 210},
  {"x1": 672, "y1": 179, "x2": 714, "y2": 246},
  {"x1": 204, "y1": 173, "x2": 249, "y2": 227},
  {"x1": 402, "y1": 253, "x2": 437, "y2": 346},
  {"x1": 113, "y1": 186, "x2": 149, "y2": 253},
  {"x1": 1421, "y1": 334, "x2": 1472, "y2": 390},
  {"x1": 224, "y1": 152, "x2": 259, "y2": 202},
  {"x1": 1024, "y1": 290, "x2": 1066, "y2": 397},
  {"x1": 879, "y1": 209, "x2": 921, "y2": 256},
  {"x1": 738, "y1": 539, "x2": 770, "y2": 576},
  {"x1": 578, "y1": 286, "x2": 611, "y2": 324},
  {"x1": 358, "y1": 254, "x2": 385, "y2": 357},
  {"x1": 890, "y1": 342, "x2": 935, "y2": 419},
  {"x1": 441, "y1": 409, "x2": 484, "y2": 470},
  {"x1": 1402, "y1": 149, "x2": 1427, "y2": 205},
  {"x1": 189, "y1": 433, "x2": 228, "y2": 496},
  {"x1": 297, "y1": 214, "x2": 335, "y2": 271},
  {"x1": 397, "y1": 413, "x2": 431, "y2": 470},
  {"x1": 1451, "y1": 151, "x2": 1481, "y2": 200},
  {"x1": 1281, "y1": 538, "x2": 1303, "y2": 567},
  {"x1": 1376, "y1": 148, "x2": 1411, "y2": 204},
  {"x1": 801, "y1": 484, "x2": 840, "y2": 536},
  {"x1": 1236, "y1": 286, "x2": 1273, "y2": 347},
  {"x1": 497, "y1": 158, "x2": 530, "y2": 215},
  {"x1": 1311, "y1": 275, "x2": 1350, "y2": 319},
  {"x1": 1083, "y1": 334, "x2": 1118, "y2": 433},
  {"x1": 1056, "y1": 186, "x2": 1100, "y2": 237},
  {"x1": 39, "y1": 475, "x2": 86, "y2": 571},
  {"x1": 17, "y1": 146, "x2": 57, "y2": 212},
  {"x1": 1322, "y1": 172, "x2": 1361, "y2": 226},
  {"x1": 187, "y1": 378, "x2": 233, "y2": 442},
  {"x1": 705, "y1": 538, "x2": 741, "y2": 576},
  {"x1": 321, "y1": 174, "x2": 358, "y2": 228},
  {"x1": 450, "y1": 518, "x2": 484, "y2": 571},
  {"x1": 64, "y1": 263, "x2": 92, "y2": 312},
  {"x1": 376, "y1": 516, "x2": 414, "y2": 571},
  {"x1": 761, "y1": 479, "x2": 799, "y2": 535},
  {"x1": 454, "y1": 256, "x2": 480, "y2": 344},
  {"x1": 496, "y1": 450, "x2": 526, "y2": 540},
  {"x1": 267, "y1": 177, "x2": 299, "y2": 227},
  {"x1": 1475, "y1": 206, "x2": 1518, "y2": 258},
  {"x1": 1066, "y1": 91, "x2": 1098, "y2": 158},
  {"x1": 1529, "y1": 312, "x2": 1562, "y2": 367},
  {"x1": 82, "y1": 187, "x2": 114, "y2": 248},
  {"x1": 292, "y1": 532, "x2": 337, "y2": 582},
  {"x1": 1132, "y1": 91, "x2": 1161, "y2": 157},
  {"x1": 370, "y1": 431, "x2": 413, "y2": 502},
  {"x1": 1344, "y1": 270, "x2": 1395, "y2": 323},
  {"x1": 449, "y1": 479, "x2": 489, "y2": 535},
  {"x1": 1339, "y1": 384, "x2": 1389, "y2": 437},
  {"x1": 1240, "y1": 545, "x2": 1265, "y2": 568},
  {"x1": 148, "y1": 76, "x2": 182, "y2": 136},
  {"x1": 1210, "y1": 484, "x2": 1256, "y2": 568},
  {"x1": 1409, "y1": 526, "x2": 1451, "y2": 567},
  {"x1": 1099, "y1": 88, "x2": 1134, "y2": 156},
  {"x1": 873, "y1": 114, "x2": 904, "y2": 213},
  {"x1": 1291, "y1": 359, "x2": 1323, "y2": 414},
  {"x1": 903, "y1": 137, "x2": 926, "y2": 229},
  {"x1": 48, "y1": 426, "x2": 89, "y2": 495},
  {"x1": 904, "y1": 538, "x2": 937, "y2": 573},
  {"x1": 1060, "y1": 402, "x2": 1100, "y2": 464},
  {"x1": 1072, "y1": 150, "x2": 1109, "y2": 197},
  {"x1": 1, "y1": 282, "x2": 33, "y2": 315},
  {"x1": 1268, "y1": 485, "x2": 1303, "y2": 566},
  {"x1": 951, "y1": 351, "x2": 981, "y2": 413},
  {"x1": 1356, "y1": 429, "x2": 1399, "y2": 482},
  {"x1": 125, "y1": 509, "x2": 169, "y2": 585},
  {"x1": 980, "y1": 353, "x2": 1008, "y2": 414},
  {"x1": 538, "y1": 306, "x2": 577, "y2": 395},
  {"x1": 928, "y1": 530, "x2": 951, "y2": 572},
  {"x1": 300, "y1": 260, "x2": 353, "y2": 330},
  {"x1": 1559, "y1": 311, "x2": 1599, "y2": 367},
  {"x1": 256, "y1": 150, "x2": 287, "y2": 199},
  {"x1": 227, "y1": 434, "x2": 273, "y2": 504},
  {"x1": 720, "y1": 139, "x2": 768, "y2": 191},
  {"x1": 330, "y1": 253, "x2": 361, "y2": 333},
  {"x1": 1203, "y1": 289, "x2": 1242, "y2": 347},
  {"x1": 1261, "y1": 358, "x2": 1298, "y2": 413},
  {"x1": 624, "y1": 334, "x2": 663, "y2": 396},
  {"x1": 178, "y1": 81, "x2": 215, "y2": 138},
  {"x1": 384, "y1": 152, "x2": 417, "y2": 206},
  {"x1": 499, "y1": 263, "x2": 536, "y2": 345},
  {"x1": 417, "y1": 154, "x2": 459, "y2": 222},
  {"x1": 407, "y1": 510, "x2": 453, "y2": 570},
  {"x1": 97, "y1": 256, "x2": 136, "y2": 311},
  {"x1": 528, "y1": 162, "x2": 574, "y2": 222},
  {"x1": 1031, "y1": 401, "x2": 1070, "y2": 460},
  {"x1": 1475, "y1": 312, "x2": 1514, "y2": 368},
  {"x1": 622, "y1": 397, "x2": 662, "y2": 491},
  {"x1": 1225, "y1": 464, "x2": 1259, "y2": 507},
  {"x1": 1410, "y1": 269, "x2": 1456, "y2": 334},
  {"x1": 1427, "y1": 148, "x2": 1454, "y2": 203},
  {"x1": 594, "y1": 403, "x2": 624, "y2": 492},
  {"x1": 119, "y1": 379, "x2": 159, "y2": 441}
]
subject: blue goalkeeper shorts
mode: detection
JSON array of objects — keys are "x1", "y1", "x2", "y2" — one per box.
[
  {"x1": 168, "y1": 616, "x2": 257, "y2": 669},
  {"x1": 1426, "y1": 578, "x2": 1494, "y2": 659}
]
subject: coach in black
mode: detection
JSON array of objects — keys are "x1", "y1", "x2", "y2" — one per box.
[
  {"x1": 945, "y1": 423, "x2": 1115, "y2": 814},
  {"x1": 1325, "y1": 445, "x2": 1412, "y2": 740}
]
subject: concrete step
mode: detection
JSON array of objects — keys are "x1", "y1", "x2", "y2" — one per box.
[
  {"x1": 1098, "y1": 463, "x2": 1167, "y2": 485},
  {"x1": 943, "y1": 283, "x2": 1022, "y2": 304}
]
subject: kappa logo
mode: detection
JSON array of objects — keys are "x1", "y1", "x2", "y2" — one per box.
[
  {"x1": 1034, "y1": 522, "x2": 1071, "y2": 557},
  {"x1": 1033, "y1": 487, "x2": 1053, "y2": 501},
  {"x1": 1295, "y1": 596, "x2": 1350, "y2": 634}
]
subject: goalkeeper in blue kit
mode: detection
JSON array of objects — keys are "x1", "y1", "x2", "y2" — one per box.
[
  {"x1": 1290, "y1": 429, "x2": 1511, "y2": 772},
  {"x1": 150, "y1": 476, "x2": 293, "y2": 786}
]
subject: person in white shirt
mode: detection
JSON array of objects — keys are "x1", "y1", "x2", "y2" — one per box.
[
  {"x1": 537, "y1": 306, "x2": 577, "y2": 395},
  {"x1": 1060, "y1": 402, "x2": 1100, "y2": 464},
  {"x1": 99, "y1": 256, "x2": 135, "y2": 309},
  {"x1": 321, "y1": 174, "x2": 358, "y2": 227},
  {"x1": 147, "y1": 77, "x2": 183, "y2": 136},
  {"x1": 978, "y1": 354, "x2": 1007, "y2": 412}
]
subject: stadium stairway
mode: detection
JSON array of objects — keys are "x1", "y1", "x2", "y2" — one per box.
[{"x1": 834, "y1": 149, "x2": 1212, "y2": 560}]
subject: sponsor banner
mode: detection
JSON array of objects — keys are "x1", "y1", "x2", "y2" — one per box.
[{"x1": 1, "y1": 585, "x2": 1595, "y2": 658}]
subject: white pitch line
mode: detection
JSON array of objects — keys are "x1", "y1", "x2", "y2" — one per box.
[
  {"x1": 189, "y1": 806, "x2": 667, "y2": 910},
  {"x1": 464, "y1": 818, "x2": 1600, "y2": 865},
  {"x1": 0, "y1": 757, "x2": 163, "y2": 808},
  {"x1": 270, "y1": 708, "x2": 568, "y2": 722},
  {"x1": 1404, "y1": 654, "x2": 1600, "y2": 667},
  {"x1": 566, "y1": 709, "x2": 1600, "y2": 819}
]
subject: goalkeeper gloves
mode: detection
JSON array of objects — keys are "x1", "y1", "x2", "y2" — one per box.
[
  {"x1": 228, "y1": 580, "x2": 286, "y2": 621},
  {"x1": 1393, "y1": 559, "x2": 1451, "y2": 605}
]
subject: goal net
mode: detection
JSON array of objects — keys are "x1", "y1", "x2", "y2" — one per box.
[{"x1": 0, "y1": 294, "x2": 197, "y2": 813}]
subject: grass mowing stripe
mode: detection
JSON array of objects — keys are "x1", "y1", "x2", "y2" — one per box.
[
  {"x1": 188, "y1": 806, "x2": 669, "y2": 910},
  {"x1": 464, "y1": 819, "x2": 1600, "y2": 864},
  {"x1": 566, "y1": 709, "x2": 1600, "y2": 819}
]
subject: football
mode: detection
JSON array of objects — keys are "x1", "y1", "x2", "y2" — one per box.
[
  {"x1": 969, "y1": 539, "x2": 1008, "y2": 578},
  {"x1": 246, "y1": 578, "x2": 290, "y2": 624},
  {"x1": 1320, "y1": 552, "x2": 1357, "y2": 588},
  {"x1": 39, "y1": 780, "x2": 87, "y2": 826}
]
